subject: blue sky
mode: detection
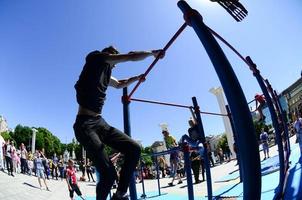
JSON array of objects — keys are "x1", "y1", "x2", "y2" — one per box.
[{"x1": 0, "y1": 0, "x2": 301, "y2": 146}]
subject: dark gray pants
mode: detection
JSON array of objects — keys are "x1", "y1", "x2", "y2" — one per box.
[{"x1": 74, "y1": 115, "x2": 141, "y2": 200}]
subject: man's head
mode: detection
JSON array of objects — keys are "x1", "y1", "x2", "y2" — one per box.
[
  {"x1": 68, "y1": 159, "x2": 74, "y2": 167},
  {"x1": 101, "y1": 46, "x2": 119, "y2": 55},
  {"x1": 188, "y1": 118, "x2": 196, "y2": 127},
  {"x1": 162, "y1": 130, "x2": 169, "y2": 137}
]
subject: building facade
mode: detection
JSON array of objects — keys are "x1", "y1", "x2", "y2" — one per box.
[
  {"x1": 0, "y1": 116, "x2": 9, "y2": 133},
  {"x1": 280, "y1": 77, "x2": 302, "y2": 121}
]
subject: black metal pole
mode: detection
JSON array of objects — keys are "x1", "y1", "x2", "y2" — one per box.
[
  {"x1": 192, "y1": 97, "x2": 213, "y2": 200},
  {"x1": 178, "y1": 1, "x2": 261, "y2": 199},
  {"x1": 226, "y1": 105, "x2": 242, "y2": 183},
  {"x1": 246, "y1": 57, "x2": 285, "y2": 199}
]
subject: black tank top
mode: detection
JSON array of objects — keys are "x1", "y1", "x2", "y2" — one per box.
[{"x1": 75, "y1": 51, "x2": 112, "y2": 113}]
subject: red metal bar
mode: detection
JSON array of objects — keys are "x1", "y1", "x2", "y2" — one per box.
[
  {"x1": 128, "y1": 23, "x2": 187, "y2": 98},
  {"x1": 130, "y1": 97, "x2": 228, "y2": 117},
  {"x1": 130, "y1": 98, "x2": 191, "y2": 109}
]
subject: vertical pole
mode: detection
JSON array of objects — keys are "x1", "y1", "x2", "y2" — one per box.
[
  {"x1": 274, "y1": 90, "x2": 291, "y2": 157},
  {"x1": 183, "y1": 143, "x2": 194, "y2": 200},
  {"x1": 31, "y1": 128, "x2": 37, "y2": 154},
  {"x1": 226, "y1": 105, "x2": 242, "y2": 183},
  {"x1": 192, "y1": 97, "x2": 213, "y2": 200},
  {"x1": 122, "y1": 87, "x2": 138, "y2": 200},
  {"x1": 178, "y1": 1, "x2": 261, "y2": 199},
  {"x1": 246, "y1": 57, "x2": 285, "y2": 199},
  {"x1": 273, "y1": 89, "x2": 291, "y2": 170},
  {"x1": 267, "y1": 81, "x2": 291, "y2": 160},
  {"x1": 155, "y1": 156, "x2": 161, "y2": 196}
]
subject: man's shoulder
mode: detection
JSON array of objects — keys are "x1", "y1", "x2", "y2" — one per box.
[{"x1": 86, "y1": 50, "x2": 107, "y2": 61}]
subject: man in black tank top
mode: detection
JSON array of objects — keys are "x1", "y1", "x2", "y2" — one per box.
[{"x1": 73, "y1": 46, "x2": 164, "y2": 200}]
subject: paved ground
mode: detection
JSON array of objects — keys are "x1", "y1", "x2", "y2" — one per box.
[{"x1": 0, "y1": 136, "x2": 294, "y2": 200}]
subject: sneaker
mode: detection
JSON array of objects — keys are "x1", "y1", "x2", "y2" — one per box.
[
  {"x1": 178, "y1": 180, "x2": 183, "y2": 184},
  {"x1": 111, "y1": 193, "x2": 129, "y2": 200},
  {"x1": 168, "y1": 182, "x2": 174, "y2": 186}
]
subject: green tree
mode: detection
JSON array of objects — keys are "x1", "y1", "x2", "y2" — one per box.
[
  {"x1": 141, "y1": 146, "x2": 153, "y2": 166},
  {"x1": 36, "y1": 127, "x2": 58, "y2": 156},
  {"x1": 12, "y1": 125, "x2": 32, "y2": 147},
  {"x1": 216, "y1": 134, "x2": 228, "y2": 152},
  {"x1": 1, "y1": 131, "x2": 12, "y2": 141},
  {"x1": 35, "y1": 131, "x2": 45, "y2": 152}
]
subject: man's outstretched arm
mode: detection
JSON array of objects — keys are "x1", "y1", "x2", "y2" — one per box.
[
  {"x1": 105, "y1": 49, "x2": 164, "y2": 65},
  {"x1": 109, "y1": 74, "x2": 145, "y2": 89}
]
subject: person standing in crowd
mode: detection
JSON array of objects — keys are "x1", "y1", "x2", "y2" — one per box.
[
  {"x1": 20, "y1": 143, "x2": 28, "y2": 174},
  {"x1": 260, "y1": 128, "x2": 270, "y2": 160},
  {"x1": 0, "y1": 136, "x2": 5, "y2": 171},
  {"x1": 66, "y1": 159, "x2": 85, "y2": 200},
  {"x1": 42, "y1": 157, "x2": 50, "y2": 180},
  {"x1": 35, "y1": 151, "x2": 50, "y2": 191},
  {"x1": 14, "y1": 150, "x2": 21, "y2": 174},
  {"x1": 27, "y1": 154, "x2": 34, "y2": 176},
  {"x1": 79, "y1": 159, "x2": 86, "y2": 181},
  {"x1": 5, "y1": 140, "x2": 14, "y2": 176},
  {"x1": 218, "y1": 148, "x2": 224, "y2": 164},
  {"x1": 52, "y1": 153, "x2": 59, "y2": 180},
  {"x1": 294, "y1": 114, "x2": 302, "y2": 153},
  {"x1": 58, "y1": 155, "x2": 65, "y2": 180},
  {"x1": 206, "y1": 142, "x2": 215, "y2": 167},
  {"x1": 224, "y1": 144, "x2": 231, "y2": 162},
  {"x1": 10, "y1": 141, "x2": 18, "y2": 174},
  {"x1": 190, "y1": 149, "x2": 202, "y2": 184},
  {"x1": 158, "y1": 156, "x2": 166, "y2": 178},
  {"x1": 86, "y1": 158, "x2": 95, "y2": 182},
  {"x1": 162, "y1": 130, "x2": 183, "y2": 186}
]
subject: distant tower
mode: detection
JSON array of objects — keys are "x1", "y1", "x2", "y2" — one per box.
[{"x1": 209, "y1": 87, "x2": 235, "y2": 158}]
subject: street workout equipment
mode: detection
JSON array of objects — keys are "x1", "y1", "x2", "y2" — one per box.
[
  {"x1": 117, "y1": 1, "x2": 290, "y2": 200},
  {"x1": 210, "y1": 0, "x2": 248, "y2": 22}
]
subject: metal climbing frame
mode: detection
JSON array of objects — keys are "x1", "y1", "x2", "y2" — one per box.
[{"x1": 177, "y1": 1, "x2": 261, "y2": 199}]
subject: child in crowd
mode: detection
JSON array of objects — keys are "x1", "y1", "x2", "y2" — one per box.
[{"x1": 66, "y1": 159, "x2": 85, "y2": 200}]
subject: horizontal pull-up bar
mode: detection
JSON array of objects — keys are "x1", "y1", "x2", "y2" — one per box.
[
  {"x1": 130, "y1": 97, "x2": 191, "y2": 109},
  {"x1": 128, "y1": 22, "x2": 187, "y2": 99},
  {"x1": 130, "y1": 97, "x2": 229, "y2": 117}
]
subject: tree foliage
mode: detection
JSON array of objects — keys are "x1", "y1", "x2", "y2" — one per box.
[
  {"x1": 1, "y1": 131, "x2": 12, "y2": 141},
  {"x1": 12, "y1": 125, "x2": 32, "y2": 148},
  {"x1": 216, "y1": 134, "x2": 228, "y2": 152},
  {"x1": 141, "y1": 146, "x2": 153, "y2": 166}
]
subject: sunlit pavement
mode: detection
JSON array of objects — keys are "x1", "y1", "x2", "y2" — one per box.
[{"x1": 0, "y1": 137, "x2": 295, "y2": 200}]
